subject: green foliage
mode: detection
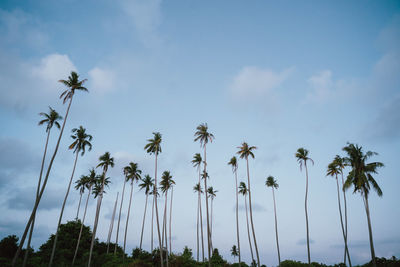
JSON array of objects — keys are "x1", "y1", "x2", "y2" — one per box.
[{"x1": 0, "y1": 235, "x2": 19, "y2": 259}]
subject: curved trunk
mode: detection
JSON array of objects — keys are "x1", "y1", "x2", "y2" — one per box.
[
  {"x1": 114, "y1": 180, "x2": 126, "y2": 255},
  {"x1": 272, "y1": 188, "x2": 281, "y2": 266},
  {"x1": 246, "y1": 158, "x2": 260, "y2": 267},
  {"x1": 245, "y1": 195, "x2": 255, "y2": 263},
  {"x1": 23, "y1": 129, "x2": 51, "y2": 267},
  {"x1": 341, "y1": 173, "x2": 350, "y2": 265},
  {"x1": 304, "y1": 163, "x2": 311, "y2": 266},
  {"x1": 154, "y1": 152, "x2": 164, "y2": 267},
  {"x1": 169, "y1": 187, "x2": 173, "y2": 255},
  {"x1": 235, "y1": 170, "x2": 241, "y2": 266},
  {"x1": 363, "y1": 194, "x2": 376, "y2": 267},
  {"x1": 72, "y1": 186, "x2": 92, "y2": 266},
  {"x1": 203, "y1": 145, "x2": 211, "y2": 266},
  {"x1": 13, "y1": 96, "x2": 74, "y2": 266},
  {"x1": 76, "y1": 192, "x2": 83, "y2": 220},
  {"x1": 107, "y1": 192, "x2": 119, "y2": 254},
  {"x1": 140, "y1": 193, "x2": 149, "y2": 250},
  {"x1": 49, "y1": 151, "x2": 79, "y2": 267},
  {"x1": 123, "y1": 182, "x2": 134, "y2": 262}
]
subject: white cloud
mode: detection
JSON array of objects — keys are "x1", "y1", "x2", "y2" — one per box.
[
  {"x1": 32, "y1": 54, "x2": 77, "y2": 86},
  {"x1": 306, "y1": 70, "x2": 333, "y2": 103},
  {"x1": 230, "y1": 66, "x2": 292, "y2": 102},
  {"x1": 88, "y1": 67, "x2": 116, "y2": 94}
]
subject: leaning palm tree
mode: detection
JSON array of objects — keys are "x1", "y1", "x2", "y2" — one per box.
[
  {"x1": 114, "y1": 173, "x2": 127, "y2": 255},
  {"x1": 49, "y1": 126, "x2": 92, "y2": 267},
  {"x1": 106, "y1": 192, "x2": 119, "y2": 254},
  {"x1": 139, "y1": 175, "x2": 154, "y2": 250},
  {"x1": 342, "y1": 143, "x2": 383, "y2": 267},
  {"x1": 168, "y1": 179, "x2": 175, "y2": 256},
  {"x1": 23, "y1": 107, "x2": 62, "y2": 267},
  {"x1": 88, "y1": 152, "x2": 114, "y2": 267},
  {"x1": 160, "y1": 170, "x2": 175, "y2": 266},
  {"x1": 194, "y1": 123, "x2": 214, "y2": 266},
  {"x1": 74, "y1": 176, "x2": 87, "y2": 220},
  {"x1": 123, "y1": 162, "x2": 142, "y2": 262},
  {"x1": 266, "y1": 176, "x2": 281, "y2": 267},
  {"x1": 207, "y1": 186, "x2": 217, "y2": 249},
  {"x1": 72, "y1": 169, "x2": 97, "y2": 266},
  {"x1": 327, "y1": 159, "x2": 351, "y2": 267},
  {"x1": 149, "y1": 186, "x2": 160, "y2": 252},
  {"x1": 239, "y1": 182, "x2": 255, "y2": 264},
  {"x1": 13, "y1": 72, "x2": 88, "y2": 266},
  {"x1": 193, "y1": 183, "x2": 204, "y2": 262},
  {"x1": 295, "y1": 147, "x2": 314, "y2": 266},
  {"x1": 228, "y1": 156, "x2": 241, "y2": 266},
  {"x1": 333, "y1": 155, "x2": 350, "y2": 265},
  {"x1": 237, "y1": 142, "x2": 260, "y2": 267},
  {"x1": 144, "y1": 132, "x2": 164, "y2": 266},
  {"x1": 192, "y1": 153, "x2": 204, "y2": 262}
]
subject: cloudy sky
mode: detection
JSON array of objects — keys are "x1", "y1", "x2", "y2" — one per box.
[{"x1": 0, "y1": 0, "x2": 399, "y2": 266}]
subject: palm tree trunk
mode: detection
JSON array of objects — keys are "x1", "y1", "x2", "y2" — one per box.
[
  {"x1": 154, "y1": 152, "x2": 164, "y2": 267},
  {"x1": 246, "y1": 158, "x2": 260, "y2": 267},
  {"x1": 363, "y1": 194, "x2": 376, "y2": 267},
  {"x1": 196, "y1": 189, "x2": 200, "y2": 261},
  {"x1": 140, "y1": 193, "x2": 149, "y2": 250},
  {"x1": 13, "y1": 96, "x2": 74, "y2": 267},
  {"x1": 203, "y1": 145, "x2": 211, "y2": 266},
  {"x1": 107, "y1": 192, "x2": 119, "y2": 254},
  {"x1": 163, "y1": 191, "x2": 169, "y2": 267},
  {"x1": 23, "y1": 129, "x2": 51, "y2": 267},
  {"x1": 235, "y1": 170, "x2": 241, "y2": 266},
  {"x1": 169, "y1": 187, "x2": 173, "y2": 255},
  {"x1": 88, "y1": 169, "x2": 108, "y2": 267},
  {"x1": 210, "y1": 197, "x2": 213, "y2": 251},
  {"x1": 341, "y1": 173, "x2": 350, "y2": 265},
  {"x1": 304, "y1": 163, "x2": 311, "y2": 266},
  {"x1": 272, "y1": 188, "x2": 281, "y2": 266},
  {"x1": 245, "y1": 195, "x2": 255, "y2": 263},
  {"x1": 114, "y1": 180, "x2": 126, "y2": 255},
  {"x1": 72, "y1": 186, "x2": 92, "y2": 266},
  {"x1": 76, "y1": 192, "x2": 83, "y2": 220},
  {"x1": 123, "y1": 182, "x2": 134, "y2": 262},
  {"x1": 198, "y1": 168, "x2": 205, "y2": 262},
  {"x1": 151, "y1": 194, "x2": 154, "y2": 252},
  {"x1": 49, "y1": 151, "x2": 79, "y2": 267},
  {"x1": 335, "y1": 176, "x2": 351, "y2": 267}
]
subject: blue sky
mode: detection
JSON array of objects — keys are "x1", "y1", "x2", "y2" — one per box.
[{"x1": 0, "y1": 0, "x2": 399, "y2": 266}]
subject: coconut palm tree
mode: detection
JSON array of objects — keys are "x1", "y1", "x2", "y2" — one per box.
[
  {"x1": 231, "y1": 245, "x2": 239, "y2": 262},
  {"x1": 139, "y1": 175, "x2": 154, "y2": 250},
  {"x1": 207, "y1": 186, "x2": 217, "y2": 249},
  {"x1": 237, "y1": 142, "x2": 260, "y2": 267},
  {"x1": 169, "y1": 180, "x2": 175, "y2": 256},
  {"x1": 228, "y1": 156, "x2": 241, "y2": 266},
  {"x1": 72, "y1": 169, "x2": 97, "y2": 266},
  {"x1": 193, "y1": 183, "x2": 204, "y2": 262},
  {"x1": 144, "y1": 132, "x2": 164, "y2": 266},
  {"x1": 106, "y1": 192, "x2": 119, "y2": 254},
  {"x1": 342, "y1": 143, "x2": 383, "y2": 267},
  {"x1": 295, "y1": 147, "x2": 314, "y2": 266},
  {"x1": 149, "y1": 186, "x2": 160, "y2": 252},
  {"x1": 74, "y1": 176, "x2": 87, "y2": 220},
  {"x1": 114, "y1": 174, "x2": 127, "y2": 255},
  {"x1": 122, "y1": 162, "x2": 142, "y2": 262},
  {"x1": 23, "y1": 107, "x2": 62, "y2": 267},
  {"x1": 160, "y1": 170, "x2": 175, "y2": 266},
  {"x1": 327, "y1": 159, "x2": 352, "y2": 267},
  {"x1": 239, "y1": 182, "x2": 255, "y2": 264},
  {"x1": 13, "y1": 72, "x2": 88, "y2": 266},
  {"x1": 333, "y1": 155, "x2": 350, "y2": 265},
  {"x1": 49, "y1": 126, "x2": 92, "y2": 267},
  {"x1": 266, "y1": 176, "x2": 281, "y2": 267},
  {"x1": 194, "y1": 123, "x2": 214, "y2": 266},
  {"x1": 88, "y1": 152, "x2": 114, "y2": 267},
  {"x1": 192, "y1": 153, "x2": 204, "y2": 262}
]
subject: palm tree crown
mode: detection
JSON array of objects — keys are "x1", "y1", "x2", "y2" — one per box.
[
  {"x1": 192, "y1": 153, "x2": 202, "y2": 169},
  {"x1": 75, "y1": 175, "x2": 89, "y2": 195},
  {"x1": 228, "y1": 156, "x2": 238, "y2": 172},
  {"x1": 237, "y1": 143, "x2": 257, "y2": 159},
  {"x1": 97, "y1": 152, "x2": 115, "y2": 173},
  {"x1": 139, "y1": 175, "x2": 154, "y2": 195},
  {"x1": 38, "y1": 107, "x2": 62, "y2": 132},
  {"x1": 124, "y1": 162, "x2": 142, "y2": 184},
  {"x1": 69, "y1": 126, "x2": 93, "y2": 156},
  {"x1": 295, "y1": 148, "x2": 314, "y2": 170},
  {"x1": 160, "y1": 171, "x2": 175, "y2": 193},
  {"x1": 207, "y1": 187, "x2": 217, "y2": 199},
  {"x1": 238, "y1": 182, "x2": 248, "y2": 195},
  {"x1": 266, "y1": 176, "x2": 279, "y2": 189},
  {"x1": 144, "y1": 132, "x2": 162, "y2": 155},
  {"x1": 194, "y1": 123, "x2": 215, "y2": 147},
  {"x1": 193, "y1": 183, "x2": 203, "y2": 193},
  {"x1": 92, "y1": 175, "x2": 111, "y2": 198},
  {"x1": 59, "y1": 71, "x2": 88, "y2": 104}
]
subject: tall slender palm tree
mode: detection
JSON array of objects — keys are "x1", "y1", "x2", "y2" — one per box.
[
  {"x1": 106, "y1": 192, "x2": 119, "y2": 254},
  {"x1": 342, "y1": 143, "x2": 383, "y2": 267},
  {"x1": 88, "y1": 152, "x2": 114, "y2": 267},
  {"x1": 169, "y1": 181, "x2": 174, "y2": 256},
  {"x1": 231, "y1": 245, "x2": 239, "y2": 262},
  {"x1": 228, "y1": 156, "x2": 241, "y2": 266},
  {"x1": 123, "y1": 162, "x2": 142, "y2": 261},
  {"x1": 192, "y1": 153, "x2": 204, "y2": 262},
  {"x1": 295, "y1": 147, "x2": 314, "y2": 266},
  {"x1": 114, "y1": 173, "x2": 127, "y2": 255},
  {"x1": 144, "y1": 132, "x2": 164, "y2": 266},
  {"x1": 327, "y1": 159, "x2": 352, "y2": 267},
  {"x1": 239, "y1": 182, "x2": 255, "y2": 264},
  {"x1": 194, "y1": 123, "x2": 214, "y2": 266},
  {"x1": 139, "y1": 175, "x2": 154, "y2": 250},
  {"x1": 193, "y1": 183, "x2": 204, "y2": 262},
  {"x1": 72, "y1": 169, "x2": 97, "y2": 266},
  {"x1": 237, "y1": 142, "x2": 260, "y2": 267},
  {"x1": 334, "y1": 155, "x2": 350, "y2": 264},
  {"x1": 207, "y1": 186, "x2": 217, "y2": 250},
  {"x1": 149, "y1": 186, "x2": 160, "y2": 252},
  {"x1": 266, "y1": 176, "x2": 281, "y2": 267},
  {"x1": 23, "y1": 107, "x2": 62, "y2": 267},
  {"x1": 13, "y1": 71, "x2": 88, "y2": 266},
  {"x1": 74, "y1": 176, "x2": 87, "y2": 220},
  {"x1": 160, "y1": 170, "x2": 175, "y2": 266},
  {"x1": 49, "y1": 126, "x2": 92, "y2": 267}
]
